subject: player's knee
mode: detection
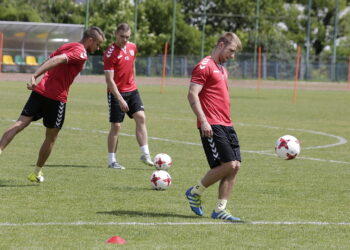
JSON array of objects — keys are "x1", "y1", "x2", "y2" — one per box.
[
  {"x1": 46, "y1": 129, "x2": 60, "y2": 142},
  {"x1": 227, "y1": 161, "x2": 240, "y2": 174},
  {"x1": 111, "y1": 123, "x2": 122, "y2": 131},
  {"x1": 133, "y1": 111, "x2": 146, "y2": 123},
  {"x1": 14, "y1": 120, "x2": 29, "y2": 131}
]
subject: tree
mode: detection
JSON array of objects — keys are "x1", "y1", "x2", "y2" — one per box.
[
  {"x1": 140, "y1": 0, "x2": 201, "y2": 56},
  {"x1": 178, "y1": 0, "x2": 296, "y2": 57},
  {"x1": 42, "y1": 0, "x2": 84, "y2": 24},
  {"x1": 338, "y1": 10, "x2": 350, "y2": 57},
  {"x1": 285, "y1": 0, "x2": 349, "y2": 61},
  {"x1": 0, "y1": 0, "x2": 42, "y2": 22},
  {"x1": 88, "y1": 0, "x2": 134, "y2": 52}
]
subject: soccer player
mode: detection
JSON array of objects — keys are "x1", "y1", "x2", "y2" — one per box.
[
  {"x1": 185, "y1": 32, "x2": 243, "y2": 221},
  {"x1": 0, "y1": 26, "x2": 105, "y2": 183},
  {"x1": 103, "y1": 23, "x2": 153, "y2": 169}
]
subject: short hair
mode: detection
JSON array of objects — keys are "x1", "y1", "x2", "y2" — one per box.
[
  {"x1": 116, "y1": 23, "x2": 131, "y2": 33},
  {"x1": 82, "y1": 26, "x2": 105, "y2": 41},
  {"x1": 217, "y1": 32, "x2": 242, "y2": 51}
]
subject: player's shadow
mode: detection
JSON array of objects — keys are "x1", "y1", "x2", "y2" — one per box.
[
  {"x1": 111, "y1": 186, "x2": 151, "y2": 191},
  {"x1": 43, "y1": 164, "x2": 99, "y2": 168},
  {"x1": 97, "y1": 210, "x2": 198, "y2": 219},
  {"x1": 44, "y1": 164, "x2": 147, "y2": 169},
  {"x1": 0, "y1": 180, "x2": 37, "y2": 188},
  {"x1": 126, "y1": 167, "x2": 153, "y2": 171}
]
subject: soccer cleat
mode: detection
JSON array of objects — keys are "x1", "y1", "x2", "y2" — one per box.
[
  {"x1": 211, "y1": 209, "x2": 241, "y2": 221},
  {"x1": 185, "y1": 187, "x2": 203, "y2": 216},
  {"x1": 108, "y1": 162, "x2": 126, "y2": 170},
  {"x1": 140, "y1": 154, "x2": 154, "y2": 166},
  {"x1": 27, "y1": 171, "x2": 44, "y2": 183}
]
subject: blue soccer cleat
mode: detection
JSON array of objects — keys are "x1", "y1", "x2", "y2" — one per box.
[
  {"x1": 185, "y1": 187, "x2": 203, "y2": 216},
  {"x1": 211, "y1": 209, "x2": 241, "y2": 221}
]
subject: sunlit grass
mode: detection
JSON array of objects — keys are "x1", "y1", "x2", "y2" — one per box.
[{"x1": 0, "y1": 81, "x2": 349, "y2": 249}]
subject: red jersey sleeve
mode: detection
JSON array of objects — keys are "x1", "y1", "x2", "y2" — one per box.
[
  {"x1": 191, "y1": 58, "x2": 211, "y2": 86},
  {"x1": 103, "y1": 44, "x2": 116, "y2": 71},
  {"x1": 65, "y1": 45, "x2": 87, "y2": 64}
]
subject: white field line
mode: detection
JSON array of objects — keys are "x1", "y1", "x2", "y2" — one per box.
[
  {"x1": 1, "y1": 119, "x2": 349, "y2": 227},
  {"x1": 1, "y1": 119, "x2": 349, "y2": 165},
  {"x1": 0, "y1": 221, "x2": 350, "y2": 227},
  {"x1": 239, "y1": 123, "x2": 348, "y2": 151}
]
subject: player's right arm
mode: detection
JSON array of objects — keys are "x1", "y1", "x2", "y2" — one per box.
[
  {"x1": 104, "y1": 71, "x2": 129, "y2": 112},
  {"x1": 188, "y1": 82, "x2": 213, "y2": 138},
  {"x1": 27, "y1": 54, "x2": 68, "y2": 90}
]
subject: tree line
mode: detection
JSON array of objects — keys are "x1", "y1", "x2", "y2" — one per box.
[{"x1": 1, "y1": 0, "x2": 349, "y2": 60}]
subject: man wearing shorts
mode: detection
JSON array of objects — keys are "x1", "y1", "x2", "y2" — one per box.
[
  {"x1": 0, "y1": 27, "x2": 105, "y2": 183},
  {"x1": 103, "y1": 23, "x2": 153, "y2": 170},
  {"x1": 185, "y1": 32, "x2": 243, "y2": 221}
]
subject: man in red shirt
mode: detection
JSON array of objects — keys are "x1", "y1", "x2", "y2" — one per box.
[
  {"x1": 0, "y1": 26, "x2": 105, "y2": 183},
  {"x1": 185, "y1": 32, "x2": 243, "y2": 221},
  {"x1": 103, "y1": 23, "x2": 153, "y2": 169}
]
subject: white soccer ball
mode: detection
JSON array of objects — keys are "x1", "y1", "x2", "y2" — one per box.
[
  {"x1": 275, "y1": 135, "x2": 301, "y2": 160},
  {"x1": 153, "y1": 153, "x2": 172, "y2": 170},
  {"x1": 150, "y1": 170, "x2": 172, "y2": 190}
]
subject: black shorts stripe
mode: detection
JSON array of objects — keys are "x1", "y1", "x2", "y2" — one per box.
[
  {"x1": 21, "y1": 91, "x2": 66, "y2": 129},
  {"x1": 207, "y1": 137, "x2": 220, "y2": 161},
  {"x1": 55, "y1": 102, "x2": 65, "y2": 127},
  {"x1": 200, "y1": 125, "x2": 241, "y2": 168}
]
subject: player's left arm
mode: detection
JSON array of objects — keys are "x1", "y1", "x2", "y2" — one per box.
[
  {"x1": 188, "y1": 82, "x2": 213, "y2": 138},
  {"x1": 27, "y1": 54, "x2": 68, "y2": 90}
]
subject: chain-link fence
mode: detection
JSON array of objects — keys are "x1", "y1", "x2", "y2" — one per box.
[{"x1": 82, "y1": 53, "x2": 349, "y2": 82}]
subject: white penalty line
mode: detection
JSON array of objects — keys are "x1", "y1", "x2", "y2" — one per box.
[
  {"x1": 0, "y1": 221, "x2": 349, "y2": 227},
  {"x1": 1, "y1": 118, "x2": 350, "y2": 165}
]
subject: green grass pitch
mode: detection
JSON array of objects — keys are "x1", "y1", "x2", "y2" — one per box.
[{"x1": 0, "y1": 80, "x2": 349, "y2": 249}]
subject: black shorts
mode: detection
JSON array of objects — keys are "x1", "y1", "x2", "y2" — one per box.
[
  {"x1": 21, "y1": 91, "x2": 66, "y2": 129},
  {"x1": 200, "y1": 125, "x2": 241, "y2": 168},
  {"x1": 108, "y1": 90, "x2": 144, "y2": 123}
]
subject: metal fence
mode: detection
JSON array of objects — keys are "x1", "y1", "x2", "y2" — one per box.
[
  {"x1": 81, "y1": 53, "x2": 349, "y2": 82},
  {"x1": 2, "y1": 52, "x2": 348, "y2": 82}
]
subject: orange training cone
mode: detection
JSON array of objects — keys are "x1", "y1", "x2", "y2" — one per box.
[{"x1": 106, "y1": 236, "x2": 127, "y2": 244}]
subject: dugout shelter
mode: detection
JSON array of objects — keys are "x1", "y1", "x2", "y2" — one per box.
[{"x1": 0, "y1": 21, "x2": 84, "y2": 73}]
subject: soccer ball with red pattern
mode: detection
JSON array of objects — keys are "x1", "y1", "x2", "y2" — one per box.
[
  {"x1": 153, "y1": 153, "x2": 172, "y2": 170},
  {"x1": 275, "y1": 135, "x2": 301, "y2": 160},
  {"x1": 150, "y1": 170, "x2": 172, "y2": 190}
]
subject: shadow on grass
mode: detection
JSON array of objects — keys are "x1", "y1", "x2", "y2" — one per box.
[
  {"x1": 43, "y1": 164, "x2": 151, "y2": 170},
  {"x1": 111, "y1": 186, "x2": 151, "y2": 191},
  {"x1": 0, "y1": 180, "x2": 37, "y2": 187},
  {"x1": 125, "y1": 167, "x2": 154, "y2": 171},
  {"x1": 97, "y1": 210, "x2": 198, "y2": 219},
  {"x1": 44, "y1": 164, "x2": 99, "y2": 168}
]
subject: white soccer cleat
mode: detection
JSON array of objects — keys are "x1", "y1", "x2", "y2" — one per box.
[
  {"x1": 140, "y1": 154, "x2": 154, "y2": 166},
  {"x1": 108, "y1": 162, "x2": 126, "y2": 170}
]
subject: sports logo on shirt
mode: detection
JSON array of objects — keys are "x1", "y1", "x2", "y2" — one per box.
[
  {"x1": 129, "y1": 50, "x2": 135, "y2": 56},
  {"x1": 106, "y1": 45, "x2": 115, "y2": 58},
  {"x1": 199, "y1": 57, "x2": 210, "y2": 70},
  {"x1": 80, "y1": 52, "x2": 87, "y2": 59}
]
